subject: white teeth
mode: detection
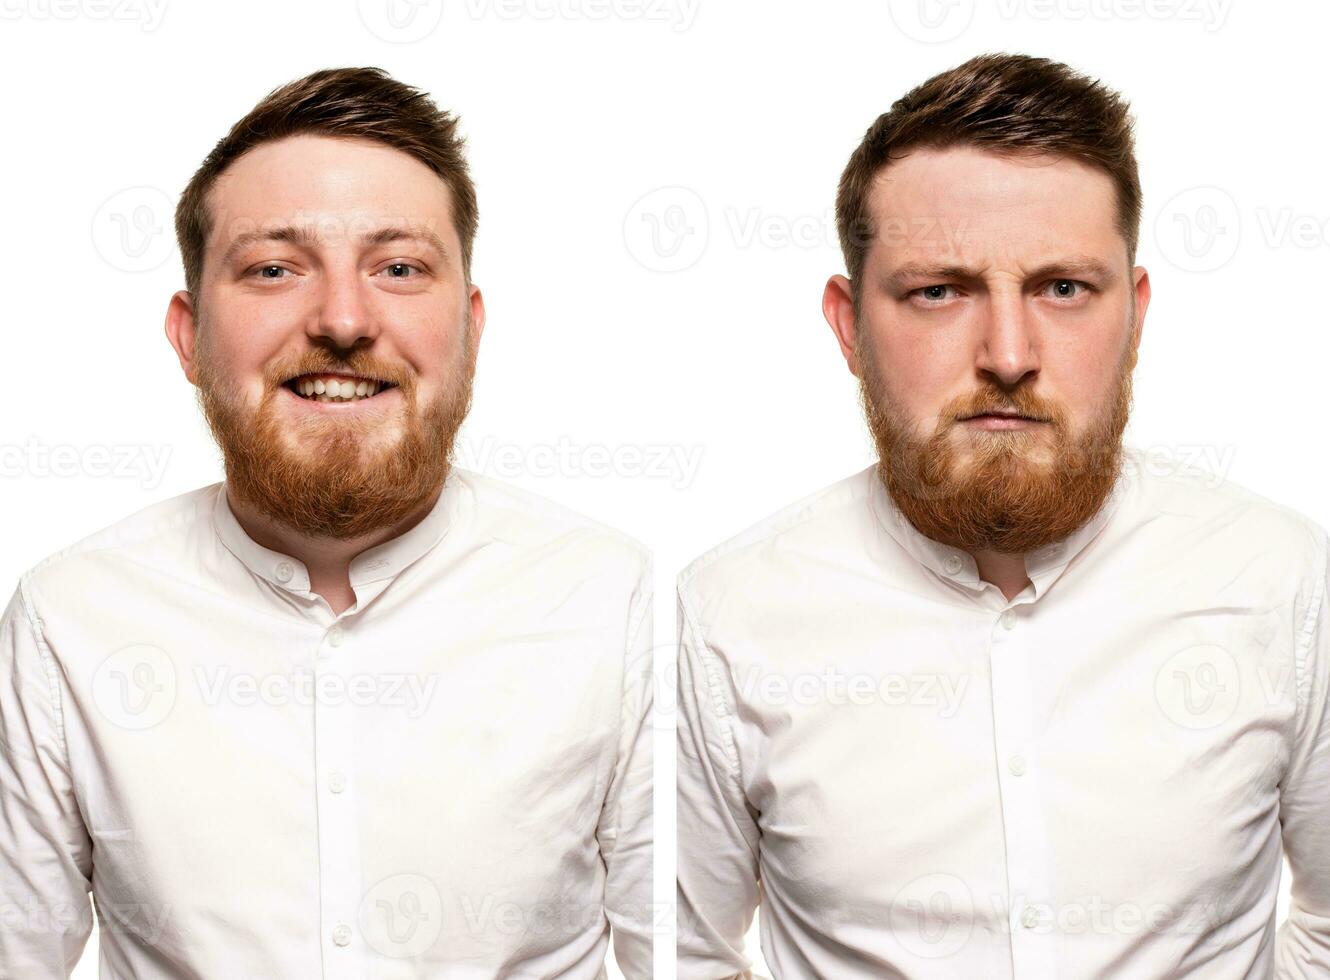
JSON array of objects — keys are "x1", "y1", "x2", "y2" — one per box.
[{"x1": 291, "y1": 375, "x2": 388, "y2": 403}]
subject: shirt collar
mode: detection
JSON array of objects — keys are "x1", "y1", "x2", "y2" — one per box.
[
  {"x1": 867, "y1": 446, "x2": 1138, "y2": 600},
  {"x1": 211, "y1": 470, "x2": 463, "y2": 596}
]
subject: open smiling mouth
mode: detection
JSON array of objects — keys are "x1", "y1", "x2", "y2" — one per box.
[{"x1": 282, "y1": 373, "x2": 400, "y2": 404}]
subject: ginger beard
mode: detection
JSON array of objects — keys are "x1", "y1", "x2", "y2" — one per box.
[
  {"x1": 857, "y1": 307, "x2": 1136, "y2": 556},
  {"x1": 193, "y1": 321, "x2": 475, "y2": 541}
]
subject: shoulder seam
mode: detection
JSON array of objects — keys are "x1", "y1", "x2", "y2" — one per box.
[
  {"x1": 17, "y1": 573, "x2": 70, "y2": 765},
  {"x1": 456, "y1": 468, "x2": 652, "y2": 560},
  {"x1": 1292, "y1": 527, "x2": 1327, "y2": 741},
  {"x1": 677, "y1": 581, "x2": 742, "y2": 777},
  {"x1": 678, "y1": 468, "x2": 874, "y2": 592}
]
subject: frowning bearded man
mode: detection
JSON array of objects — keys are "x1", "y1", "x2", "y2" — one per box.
[
  {"x1": 0, "y1": 67, "x2": 652, "y2": 979},
  {"x1": 676, "y1": 53, "x2": 1329, "y2": 979}
]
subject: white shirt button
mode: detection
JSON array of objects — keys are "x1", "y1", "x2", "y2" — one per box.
[
  {"x1": 943, "y1": 554, "x2": 963, "y2": 575},
  {"x1": 327, "y1": 626, "x2": 344, "y2": 647},
  {"x1": 1021, "y1": 906, "x2": 1040, "y2": 929},
  {"x1": 274, "y1": 561, "x2": 294, "y2": 583},
  {"x1": 332, "y1": 923, "x2": 352, "y2": 946},
  {"x1": 1008, "y1": 754, "x2": 1027, "y2": 776},
  {"x1": 328, "y1": 770, "x2": 347, "y2": 794},
  {"x1": 1000, "y1": 609, "x2": 1017, "y2": 630}
]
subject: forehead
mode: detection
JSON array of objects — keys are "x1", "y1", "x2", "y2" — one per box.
[
  {"x1": 204, "y1": 134, "x2": 457, "y2": 255},
  {"x1": 864, "y1": 145, "x2": 1122, "y2": 266}
]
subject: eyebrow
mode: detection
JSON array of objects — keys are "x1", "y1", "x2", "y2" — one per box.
[
  {"x1": 882, "y1": 255, "x2": 1119, "y2": 292},
  {"x1": 221, "y1": 224, "x2": 451, "y2": 267}
]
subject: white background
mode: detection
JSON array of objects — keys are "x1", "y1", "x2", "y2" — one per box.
[{"x1": 2, "y1": 1, "x2": 1328, "y2": 977}]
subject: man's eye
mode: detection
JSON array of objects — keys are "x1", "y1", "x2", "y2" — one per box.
[
  {"x1": 1045, "y1": 279, "x2": 1091, "y2": 299},
  {"x1": 379, "y1": 262, "x2": 424, "y2": 279},
  {"x1": 252, "y1": 265, "x2": 291, "y2": 280},
  {"x1": 914, "y1": 284, "x2": 955, "y2": 302}
]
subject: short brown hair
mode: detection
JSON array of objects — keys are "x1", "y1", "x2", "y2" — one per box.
[
  {"x1": 174, "y1": 66, "x2": 478, "y2": 302},
  {"x1": 835, "y1": 52, "x2": 1140, "y2": 306}
]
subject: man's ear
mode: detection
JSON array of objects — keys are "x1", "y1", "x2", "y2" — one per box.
[
  {"x1": 466, "y1": 282, "x2": 486, "y2": 355},
  {"x1": 165, "y1": 290, "x2": 200, "y2": 385},
  {"x1": 1130, "y1": 265, "x2": 1151, "y2": 363},
  {"x1": 823, "y1": 274, "x2": 861, "y2": 378}
]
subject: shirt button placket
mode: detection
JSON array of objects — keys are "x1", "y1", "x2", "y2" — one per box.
[
  {"x1": 988, "y1": 602, "x2": 1055, "y2": 976},
  {"x1": 314, "y1": 621, "x2": 361, "y2": 977}
]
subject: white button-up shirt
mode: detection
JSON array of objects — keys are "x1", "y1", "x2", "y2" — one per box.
[
  {"x1": 676, "y1": 445, "x2": 1330, "y2": 978},
  {"x1": 0, "y1": 467, "x2": 653, "y2": 979}
]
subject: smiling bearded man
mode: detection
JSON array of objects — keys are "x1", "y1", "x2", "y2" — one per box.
[
  {"x1": 0, "y1": 66, "x2": 653, "y2": 980},
  {"x1": 192, "y1": 308, "x2": 475, "y2": 539}
]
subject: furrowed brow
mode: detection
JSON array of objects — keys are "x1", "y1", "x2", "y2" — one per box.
[
  {"x1": 1024, "y1": 256, "x2": 1118, "y2": 283},
  {"x1": 881, "y1": 255, "x2": 1118, "y2": 292},
  {"x1": 882, "y1": 263, "x2": 982, "y2": 292}
]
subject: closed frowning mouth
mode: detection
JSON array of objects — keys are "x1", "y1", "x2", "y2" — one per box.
[
  {"x1": 282, "y1": 372, "x2": 400, "y2": 404},
  {"x1": 960, "y1": 410, "x2": 1047, "y2": 422}
]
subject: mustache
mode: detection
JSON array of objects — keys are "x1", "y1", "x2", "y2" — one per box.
[
  {"x1": 955, "y1": 396, "x2": 1053, "y2": 423},
  {"x1": 266, "y1": 354, "x2": 411, "y2": 390}
]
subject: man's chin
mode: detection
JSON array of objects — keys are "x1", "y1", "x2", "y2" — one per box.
[
  {"x1": 950, "y1": 435, "x2": 1057, "y2": 480},
  {"x1": 276, "y1": 423, "x2": 402, "y2": 464}
]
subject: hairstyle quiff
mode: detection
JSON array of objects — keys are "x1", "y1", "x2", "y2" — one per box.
[
  {"x1": 174, "y1": 66, "x2": 477, "y2": 301},
  {"x1": 835, "y1": 52, "x2": 1141, "y2": 305}
]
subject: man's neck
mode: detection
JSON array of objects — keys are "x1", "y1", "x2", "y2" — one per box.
[
  {"x1": 971, "y1": 548, "x2": 1031, "y2": 603},
  {"x1": 225, "y1": 483, "x2": 443, "y2": 614}
]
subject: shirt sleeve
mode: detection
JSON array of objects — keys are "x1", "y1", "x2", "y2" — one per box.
[
  {"x1": 597, "y1": 557, "x2": 654, "y2": 979},
  {"x1": 1277, "y1": 529, "x2": 1330, "y2": 976},
  {"x1": 676, "y1": 583, "x2": 761, "y2": 980},
  {"x1": 0, "y1": 578, "x2": 94, "y2": 977}
]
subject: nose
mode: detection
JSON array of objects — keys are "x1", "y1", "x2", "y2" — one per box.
[
  {"x1": 306, "y1": 262, "x2": 380, "y2": 352},
  {"x1": 974, "y1": 290, "x2": 1039, "y2": 388}
]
